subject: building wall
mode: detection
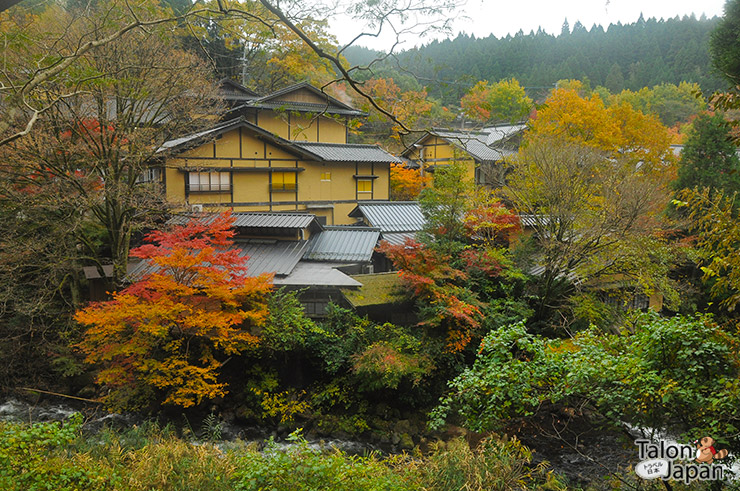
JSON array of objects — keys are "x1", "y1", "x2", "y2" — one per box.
[
  {"x1": 254, "y1": 112, "x2": 347, "y2": 144},
  {"x1": 164, "y1": 127, "x2": 390, "y2": 225},
  {"x1": 406, "y1": 136, "x2": 477, "y2": 182}
]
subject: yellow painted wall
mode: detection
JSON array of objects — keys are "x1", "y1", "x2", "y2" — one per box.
[
  {"x1": 314, "y1": 117, "x2": 346, "y2": 144},
  {"x1": 374, "y1": 163, "x2": 390, "y2": 201},
  {"x1": 277, "y1": 88, "x2": 328, "y2": 104},
  {"x1": 406, "y1": 135, "x2": 477, "y2": 183},
  {"x1": 164, "y1": 126, "x2": 392, "y2": 225},
  {"x1": 258, "y1": 113, "x2": 291, "y2": 140},
  {"x1": 256, "y1": 111, "x2": 347, "y2": 144}
]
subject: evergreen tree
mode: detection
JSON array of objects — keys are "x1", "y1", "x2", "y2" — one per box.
[
  {"x1": 710, "y1": 0, "x2": 740, "y2": 86},
  {"x1": 674, "y1": 113, "x2": 740, "y2": 194}
]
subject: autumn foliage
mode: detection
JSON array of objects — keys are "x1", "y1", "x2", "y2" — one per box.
[
  {"x1": 390, "y1": 163, "x2": 430, "y2": 200},
  {"x1": 76, "y1": 212, "x2": 272, "y2": 410},
  {"x1": 460, "y1": 78, "x2": 533, "y2": 123},
  {"x1": 377, "y1": 238, "x2": 482, "y2": 352},
  {"x1": 377, "y1": 196, "x2": 520, "y2": 352},
  {"x1": 530, "y1": 87, "x2": 675, "y2": 170}
]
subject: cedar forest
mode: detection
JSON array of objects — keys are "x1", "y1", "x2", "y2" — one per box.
[{"x1": 4, "y1": 0, "x2": 740, "y2": 489}]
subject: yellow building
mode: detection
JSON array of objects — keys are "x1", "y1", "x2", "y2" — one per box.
[
  {"x1": 156, "y1": 82, "x2": 401, "y2": 225},
  {"x1": 401, "y1": 124, "x2": 525, "y2": 187}
]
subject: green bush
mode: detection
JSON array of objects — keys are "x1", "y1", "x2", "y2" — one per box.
[
  {"x1": 433, "y1": 313, "x2": 740, "y2": 447},
  {"x1": 408, "y1": 437, "x2": 566, "y2": 491},
  {"x1": 231, "y1": 431, "x2": 415, "y2": 491},
  {"x1": 0, "y1": 417, "x2": 571, "y2": 491},
  {"x1": 0, "y1": 414, "x2": 111, "y2": 491}
]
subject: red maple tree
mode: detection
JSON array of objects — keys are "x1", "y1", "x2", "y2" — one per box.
[{"x1": 76, "y1": 212, "x2": 272, "y2": 410}]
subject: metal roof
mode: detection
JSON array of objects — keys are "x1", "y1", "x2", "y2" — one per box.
[
  {"x1": 157, "y1": 119, "x2": 245, "y2": 154},
  {"x1": 431, "y1": 130, "x2": 505, "y2": 162},
  {"x1": 349, "y1": 202, "x2": 426, "y2": 233},
  {"x1": 231, "y1": 212, "x2": 317, "y2": 229},
  {"x1": 218, "y1": 78, "x2": 259, "y2": 100},
  {"x1": 483, "y1": 123, "x2": 527, "y2": 146},
  {"x1": 167, "y1": 212, "x2": 319, "y2": 230},
  {"x1": 250, "y1": 82, "x2": 365, "y2": 116},
  {"x1": 293, "y1": 142, "x2": 402, "y2": 163},
  {"x1": 235, "y1": 239, "x2": 308, "y2": 276},
  {"x1": 303, "y1": 227, "x2": 380, "y2": 262},
  {"x1": 379, "y1": 231, "x2": 418, "y2": 246},
  {"x1": 401, "y1": 124, "x2": 525, "y2": 162},
  {"x1": 127, "y1": 239, "x2": 308, "y2": 280},
  {"x1": 274, "y1": 261, "x2": 362, "y2": 287}
]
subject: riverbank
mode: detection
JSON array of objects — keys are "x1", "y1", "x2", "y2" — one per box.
[
  {"x1": 0, "y1": 395, "x2": 650, "y2": 489},
  {"x1": 0, "y1": 402, "x2": 569, "y2": 491}
]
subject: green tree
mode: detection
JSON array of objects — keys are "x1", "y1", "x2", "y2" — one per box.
[
  {"x1": 674, "y1": 112, "x2": 740, "y2": 194},
  {"x1": 2, "y1": 0, "x2": 219, "y2": 287},
  {"x1": 433, "y1": 313, "x2": 740, "y2": 448},
  {"x1": 711, "y1": 0, "x2": 740, "y2": 86},
  {"x1": 460, "y1": 79, "x2": 532, "y2": 123},
  {"x1": 380, "y1": 164, "x2": 526, "y2": 352},
  {"x1": 613, "y1": 82, "x2": 706, "y2": 127},
  {"x1": 507, "y1": 88, "x2": 679, "y2": 329},
  {"x1": 419, "y1": 162, "x2": 475, "y2": 246},
  {"x1": 508, "y1": 136, "x2": 677, "y2": 330},
  {"x1": 678, "y1": 188, "x2": 740, "y2": 311}
]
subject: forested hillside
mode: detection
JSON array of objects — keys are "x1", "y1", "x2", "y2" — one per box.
[{"x1": 346, "y1": 15, "x2": 726, "y2": 104}]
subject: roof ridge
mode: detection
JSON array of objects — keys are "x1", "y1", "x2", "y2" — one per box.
[{"x1": 296, "y1": 141, "x2": 385, "y2": 148}]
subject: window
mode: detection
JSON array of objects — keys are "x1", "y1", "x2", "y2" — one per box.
[
  {"x1": 136, "y1": 168, "x2": 162, "y2": 184},
  {"x1": 188, "y1": 171, "x2": 230, "y2": 192},
  {"x1": 320, "y1": 172, "x2": 331, "y2": 181},
  {"x1": 271, "y1": 171, "x2": 297, "y2": 191},
  {"x1": 357, "y1": 179, "x2": 372, "y2": 193}
]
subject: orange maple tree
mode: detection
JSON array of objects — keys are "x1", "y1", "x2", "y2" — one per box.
[
  {"x1": 76, "y1": 212, "x2": 272, "y2": 410},
  {"x1": 390, "y1": 163, "x2": 430, "y2": 200}
]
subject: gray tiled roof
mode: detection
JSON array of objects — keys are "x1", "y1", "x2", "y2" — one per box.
[
  {"x1": 294, "y1": 142, "x2": 402, "y2": 163},
  {"x1": 273, "y1": 261, "x2": 362, "y2": 287},
  {"x1": 402, "y1": 123, "x2": 526, "y2": 163},
  {"x1": 238, "y1": 100, "x2": 365, "y2": 117},
  {"x1": 349, "y1": 202, "x2": 426, "y2": 233},
  {"x1": 246, "y1": 82, "x2": 366, "y2": 117},
  {"x1": 167, "y1": 212, "x2": 318, "y2": 230},
  {"x1": 157, "y1": 120, "x2": 237, "y2": 153},
  {"x1": 303, "y1": 227, "x2": 380, "y2": 262},
  {"x1": 483, "y1": 123, "x2": 527, "y2": 146},
  {"x1": 218, "y1": 78, "x2": 259, "y2": 100}
]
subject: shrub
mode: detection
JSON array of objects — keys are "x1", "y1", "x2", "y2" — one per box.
[
  {"x1": 0, "y1": 414, "x2": 111, "y2": 491},
  {"x1": 231, "y1": 431, "x2": 414, "y2": 491}
]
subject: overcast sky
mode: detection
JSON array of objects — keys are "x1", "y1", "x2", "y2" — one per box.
[{"x1": 329, "y1": 0, "x2": 728, "y2": 51}]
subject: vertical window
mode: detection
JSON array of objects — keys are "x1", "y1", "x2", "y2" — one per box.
[
  {"x1": 357, "y1": 179, "x2": 372, "y2": 193},
  {"x1": 188, "y1": 171, "x2": 230, "y2": 192},
  {"x1": 320, "y1": 172, "x2": 331, "y2": 181},
  {"x1": 136, "y1": 168, "x2": 162, "y2": 184},
  {"x1": 271, "y1": 171, "x2": 297, "y2": 191}
]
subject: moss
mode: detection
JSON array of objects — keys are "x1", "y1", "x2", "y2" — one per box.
[{"x1": 343, "y1": 272, "x2": 406, "y2": 307}]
